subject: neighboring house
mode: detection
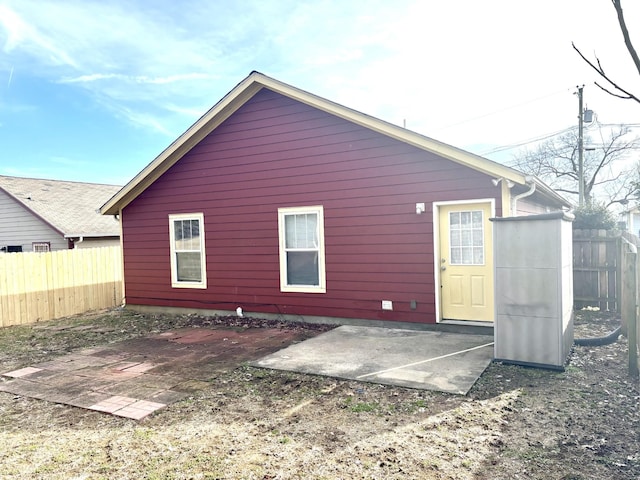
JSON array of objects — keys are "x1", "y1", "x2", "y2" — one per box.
[
  {"x1": 0, "y1": 175, "x2": 121, "y2": 252},
  {"x1": 101, "y1": 72, "x2": 571, "y2": 326},
  {"x1": 623, "y1": 204, "x2": 640, "y2": 237}
]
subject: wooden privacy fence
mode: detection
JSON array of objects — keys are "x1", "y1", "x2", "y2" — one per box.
[
  {"x1": 573, "y1": 229, "x2": 622, "y2": 311},
  {"x1": 574, "y1": 229, "x2": 640, "y2": 377},
  {"x1": 620, "y1": 235, "x2": 640, "y2": 377},
  {"x1": 0, "y1": 246, "x2": 123, "y2": 328}
]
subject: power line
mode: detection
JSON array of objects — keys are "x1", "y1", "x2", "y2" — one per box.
[
  {"x1": 432, "y1": 88, "x2": 570, "y2": 132},
  {"x1": 480, "y1": 125, "x2": 576, "y2": 155},
  {"x1": 481, "y1": 123, "x2": 640, "y2": 156},
  {"x1": 592, "y1": 122, "x2": 640, "y2": 128}
]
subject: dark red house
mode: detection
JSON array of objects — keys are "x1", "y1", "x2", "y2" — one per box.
[{"x1": 101, "y1": 72, "x2": 570, "y2": 327}]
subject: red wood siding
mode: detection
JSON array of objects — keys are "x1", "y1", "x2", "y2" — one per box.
[{"x1": 121, "y1": 88, "x2": 502, "y2": 324}]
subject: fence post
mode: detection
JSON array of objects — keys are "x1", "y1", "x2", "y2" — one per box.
[
  {"x1": 621, "y1": 240, "x2": 638, "y2": 377},
  {"x1": 616, "y1": 235, "x2": 623, "y2": 314},
  {"x1": 621, "y1": 241, "x2": 629, "y2": 337},
  {"x1": 636, "y1": 252, "x2": 640, "y2": 379}
]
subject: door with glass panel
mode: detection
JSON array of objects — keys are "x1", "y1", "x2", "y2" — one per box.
[{"x1": 438, "y1": 202, "x2": 494, "y2": 322}]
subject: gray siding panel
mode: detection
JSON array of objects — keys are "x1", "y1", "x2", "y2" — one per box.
[
  {"x1": 0, "y1": 189, "x2": 67, "y2": 251},
  {"x1": 516, "y1": 198, "x2": 551, "y2": 216}
]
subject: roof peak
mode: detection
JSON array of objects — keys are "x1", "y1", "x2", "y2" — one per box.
[{"x1": 101, "y1": 71, "x2": 570, "y2": 215}]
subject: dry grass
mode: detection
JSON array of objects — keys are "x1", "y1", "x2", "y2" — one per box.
[{"x1": 0, "y1": 309, "x2": 638, "y2": 479}]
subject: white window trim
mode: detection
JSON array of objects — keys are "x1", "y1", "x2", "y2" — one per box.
[
  {"x1": 278, "y1": 205, "x2": 326, "y2": 293},
  {"x1": 169, "y1": 212, "x2": 207, "y2": 289}
]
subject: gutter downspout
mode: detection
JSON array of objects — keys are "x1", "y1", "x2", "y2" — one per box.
[{"x1": 511, "y1": 176, "x2": 536, "y2": 216}]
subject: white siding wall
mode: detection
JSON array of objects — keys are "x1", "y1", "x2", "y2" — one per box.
[
  {"x1": 516, "y1": 197, "x2": 552, "y2": 216},
  {"x1": 0, "y1": 189, "x2": 68, "y2": 251}
]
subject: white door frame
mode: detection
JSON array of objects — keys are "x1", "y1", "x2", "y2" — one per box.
[{"x1": 432, "y1": 198, "x2": 496, "y2": 324}]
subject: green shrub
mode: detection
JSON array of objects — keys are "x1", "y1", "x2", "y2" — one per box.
[{"x1": 572, "y1": 203, "x2": 616, "y2": 230}]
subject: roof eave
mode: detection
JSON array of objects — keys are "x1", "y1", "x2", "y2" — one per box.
[
  {"x1": 101, "y1": 75, "x2": 265, "y2": 215},
  {"x1": 101, "y1": 71, "x2": 568, "y2": 214},
  {"x1": 63, "y1": 233, "x2": 120, "y2": 239},
  {"x1": 531, "y1": 177, "x2": 574, "y2": 208}
]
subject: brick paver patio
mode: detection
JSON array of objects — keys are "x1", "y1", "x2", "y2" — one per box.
[{"x1": 0, "y1": 326, "x2": 311, "y2": 420}]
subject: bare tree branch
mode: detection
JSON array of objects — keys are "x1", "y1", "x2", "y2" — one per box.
[
  {"x1": 613, "y1": 0, "x2": 640, "y2": 77},
  {"x1": 594, "y1": 81, "x2": 636, "y2": 100},
  {"x1": 510, "y1": 124, "x2": 640, "y2": 206},
  {"x1": 605, "y1": 172, "x2": 640, "y2": 207},
  {"x1": 572, "y1": 1, "x2": 640, "y2": 103},
  {"x1": 572, "y1": 42, "x2": 640, "y2": 103},
  {"x1": 585, "y1": 126, "x2": 635, "y2": 191},
  {"x1": 555, "y1": 187, "x2": 580, "y2": 195}
]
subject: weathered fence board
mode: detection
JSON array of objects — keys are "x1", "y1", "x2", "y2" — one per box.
[
  {"x1": 573, "y1": 230, "x2": 621, "y2": 311},
  {"x1": 620, "y1": 237, "x2": 640, "y2": 377},
  {"x1": 0, "y1": 246, "x2": 123, "y2": 327},
  {"x1": 574, "y1": 229, "x2": 640, "y2": 377}
]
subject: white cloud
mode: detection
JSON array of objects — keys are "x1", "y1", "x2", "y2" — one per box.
[
  {"x1": 0, "y1": 0, "x2": 638, "y2": 155},
  {"x1": 58, "y1": 73, "x2": 119, "y2": 84},
  {"x1": 0, "y1": 4, "x2": 77, "y2": 68},
  {"x1": 0, "y1": 0, "x2": 237, "y2": 132},
  {"x1": 59, "y1": 72, "x2": 220, "y2": 86},
  {"x1": 111, "y1": 105, "x2": 175, "y2": 137}
]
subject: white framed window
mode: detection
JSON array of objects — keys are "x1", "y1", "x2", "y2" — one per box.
[
  {"x1": 169, "y1": 213, "x2": 207, "y2": 289},
  {"x1": 278, "y1": 206, "x2": 326, "y2": 293},
  {"x1": 32, "y1": 242, "x2": 50, "y2": 252}
]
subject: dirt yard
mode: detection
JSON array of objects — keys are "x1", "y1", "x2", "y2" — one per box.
[{"x1": 0, "y1": 309, "x2": 638, "y2": 479}]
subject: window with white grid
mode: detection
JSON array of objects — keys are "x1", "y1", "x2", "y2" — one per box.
[
  {"x1": 449, "y1": 210, "x2": 484, "y2": 265},
  {"x1": 32, "y1": 242, "x2": 50, "y2": 252},
  {"x1": 278, "y1": 206, "x2": 326, "y2": 293},
  {"x1": 169, "y1": 213, "x2": 207, "y2": 288}
]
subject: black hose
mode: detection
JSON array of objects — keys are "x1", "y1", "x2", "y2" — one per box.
[{"x1": 574, "y1": 325, "x2": 622, "y2": 346}]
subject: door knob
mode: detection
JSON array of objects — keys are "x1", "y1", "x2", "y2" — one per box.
[{"x1": 441, "y1": 266, "x2": 446, "y2": 271}]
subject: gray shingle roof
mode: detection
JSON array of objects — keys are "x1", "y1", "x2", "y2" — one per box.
[{"x1": 0, "y1": 175, "x2": 121, "y2": 237}]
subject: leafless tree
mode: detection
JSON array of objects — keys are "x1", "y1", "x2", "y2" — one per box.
[
  {"x1": 510, "y1": 124, "x2": 640, "y2": 207},
  {"x1": 572, "y1": 0, "x2": 640, "y2": 104}
]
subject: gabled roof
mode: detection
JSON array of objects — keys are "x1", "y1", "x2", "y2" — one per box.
[
  {"x1": 101, "y1": 71, "x2": 570, "y2": 215},
  {"x1": 0, "y1": 175, "x2": 121, "y2": 238}
]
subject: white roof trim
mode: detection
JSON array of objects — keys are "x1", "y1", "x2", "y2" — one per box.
[{"x1": 63, "y1": 233, "x2": 119, "y2": 239}]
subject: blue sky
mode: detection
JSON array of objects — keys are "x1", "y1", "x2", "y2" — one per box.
[{"x1": 0, "y1": 0, "x2": 639, "y2": 186}]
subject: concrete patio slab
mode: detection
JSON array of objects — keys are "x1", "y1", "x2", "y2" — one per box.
[{"x1": 252, "y1": 325, "x2": 494, "y2": 395}]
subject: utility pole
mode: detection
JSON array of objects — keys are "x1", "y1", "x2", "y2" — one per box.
[{"x1": 577, "y1": 85, "x2": 585, "y2": 206}]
